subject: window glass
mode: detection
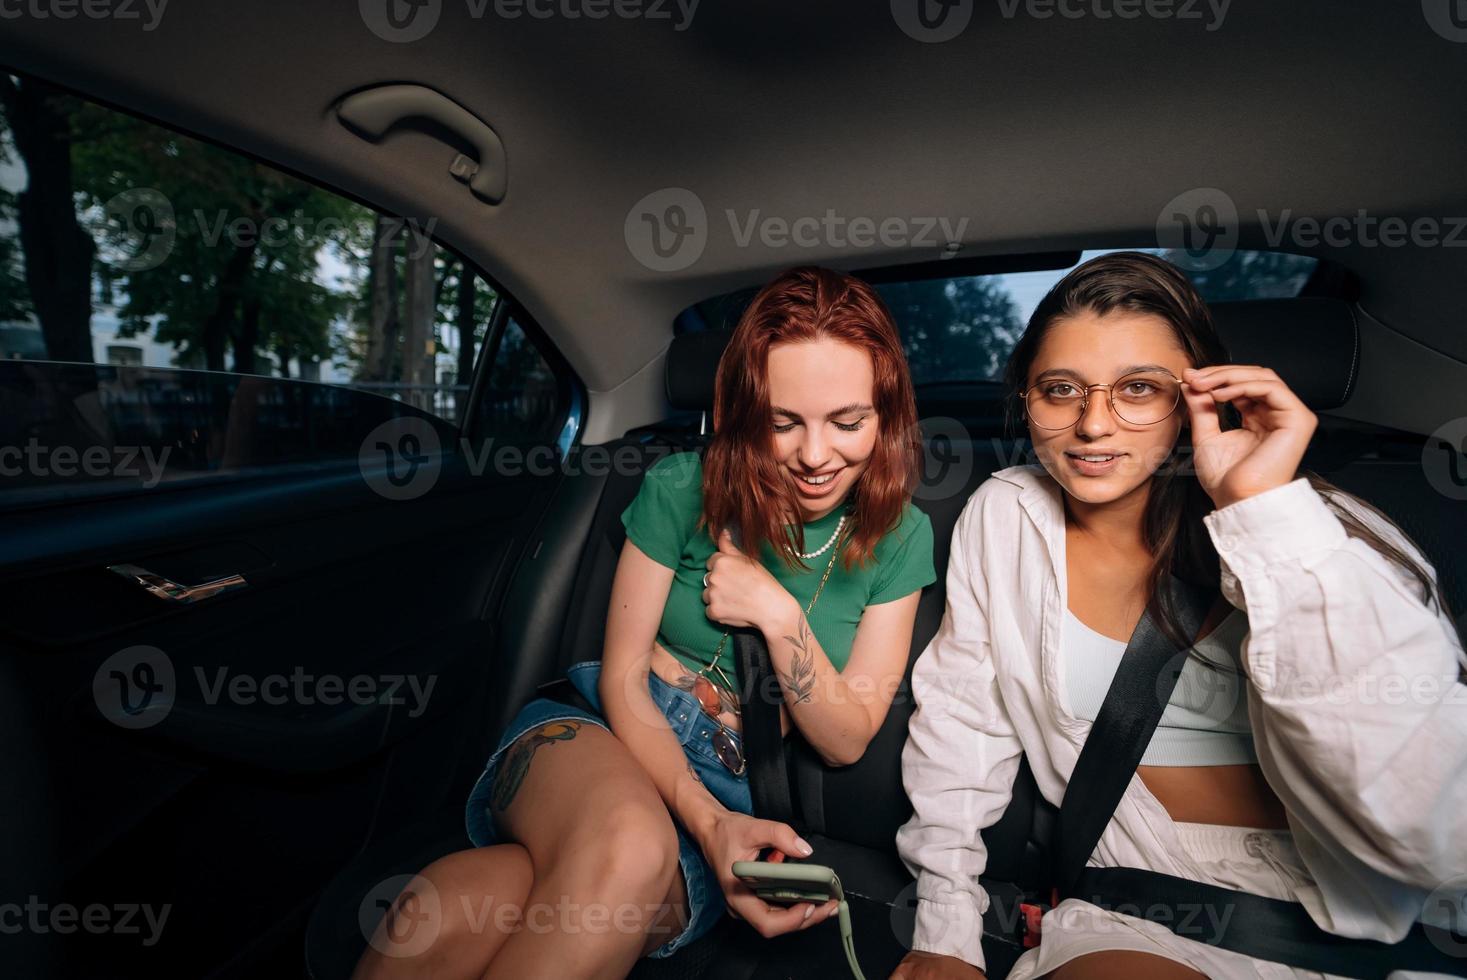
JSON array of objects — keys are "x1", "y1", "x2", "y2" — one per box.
[
  {"x1": 0, "y1": 73, "x2": 569, "y2": 505},
  {"x1": 477, "y1": 317, "x2": 566, "y2": 449},
  {"x1": 678, "y1": 248, "x2": 1321, "y2": 385}
]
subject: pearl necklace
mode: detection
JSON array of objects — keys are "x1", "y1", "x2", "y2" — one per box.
[{"x1": 793, "y1": 513, "x2": 847, "y2": 560}]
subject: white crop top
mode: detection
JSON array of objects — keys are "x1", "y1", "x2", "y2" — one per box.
[{"x1": 1063, "y1": 607, "x2": 1257, "y2": 766}]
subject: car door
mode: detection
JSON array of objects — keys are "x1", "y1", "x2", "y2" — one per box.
[{"x1": 0, "y1": 74, "x2": 579, "y2": 978}]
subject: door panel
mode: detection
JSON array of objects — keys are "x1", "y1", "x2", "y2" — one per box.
[{"x1": 1, "y1": 434, "x2": 563, "y2": 976}]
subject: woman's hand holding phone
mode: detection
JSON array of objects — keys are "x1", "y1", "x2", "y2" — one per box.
[
  {"x1": 696, "y1": 811, "x2": 839, "y2": 936},
  {"x1": 888, "y1": 950, "x2": 986, "y2": 980}
]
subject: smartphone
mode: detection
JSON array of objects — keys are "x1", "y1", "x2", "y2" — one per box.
[{"x1": 731, "y1": 860, "x2": 844, "y2": 906}]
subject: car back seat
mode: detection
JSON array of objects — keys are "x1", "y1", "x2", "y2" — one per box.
[{"x1": 307, "y1": 299, "x2": 1464, "y2": 980}]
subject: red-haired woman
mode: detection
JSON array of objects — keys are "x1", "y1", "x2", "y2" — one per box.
[{"x1": 354, "y1": 267, "x2": 937, "y2": 979}]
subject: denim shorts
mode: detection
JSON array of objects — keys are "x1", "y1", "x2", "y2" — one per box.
[{"x1": 465, "y1": 659, "x2": 753, "y2": 959}]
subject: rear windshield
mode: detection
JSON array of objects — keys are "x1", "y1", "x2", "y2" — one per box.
[{"x1": 677, "y1": 249, "x2": 1319, "y2": 386}]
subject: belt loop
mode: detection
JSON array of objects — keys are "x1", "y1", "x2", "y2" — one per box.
[{"x1": 647, "y1": 669, "x2": 699, "y2": 743}]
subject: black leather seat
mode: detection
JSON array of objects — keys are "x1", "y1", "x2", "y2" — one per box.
[{"x1": 306, "y1": 299, "x2": 1464, "y2": 980}]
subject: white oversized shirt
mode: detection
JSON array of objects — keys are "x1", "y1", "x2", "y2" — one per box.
[{"x1": 896, "y1": 464, "x2": 1467, "y2": 973}]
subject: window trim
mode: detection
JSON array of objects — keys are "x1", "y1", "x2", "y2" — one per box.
[{"x1": 462, "y1": 293, "x2": 584, "y2": 456}]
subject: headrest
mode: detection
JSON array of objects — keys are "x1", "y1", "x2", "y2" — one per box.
[
  {"x1": 665, "y1": 330, "x2": 730, "y2": 411},
  {"x1": 1209, "y1": 298, "x2": 1359, "y2": 411}
]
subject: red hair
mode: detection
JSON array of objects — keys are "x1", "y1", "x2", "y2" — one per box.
[{"x1": 701, "y1": 266, "x2": 920, "y2": 571}]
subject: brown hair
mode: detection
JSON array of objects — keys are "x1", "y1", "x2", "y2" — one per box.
[
  {"x1": 1003, "y1": 251, "x2": 1449, "y2": 650},
  {"x1": 701, "y1": 266, "x2": 920, "y2": 571}
]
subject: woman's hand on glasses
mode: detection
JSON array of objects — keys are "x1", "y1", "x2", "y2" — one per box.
[
  {"x1": 703, "y1": 528, "x2": 799, "y2": 633},
  {"x1": 1182, "y1": 364, "x2": 1317, "y2": 510},
  {"x1": 697, "y1": 811, "x2": 839, "y2": 935}
]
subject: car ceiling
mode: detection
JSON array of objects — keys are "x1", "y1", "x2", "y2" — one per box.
[{"x1": 4, "y1": 1, "x2": 1466, "y2": 440}]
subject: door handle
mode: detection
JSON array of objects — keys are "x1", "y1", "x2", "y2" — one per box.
[
  {"x1": 336, "y1": 84, "x2": 508, "y2": 204},
  {"x1": 107, "y1": 563, "x2": 248, "y2": 604}
]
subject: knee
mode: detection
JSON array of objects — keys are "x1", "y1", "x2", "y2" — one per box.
[
  {"x1": 413, "y1": 847, "x2": 535, "y2": 937},
  {"x1": 565, "y1": 802, "x2": 680, "y2": 899},
  {"x1": 423, "y1": 846, "x2": 533, "y2": 899}
]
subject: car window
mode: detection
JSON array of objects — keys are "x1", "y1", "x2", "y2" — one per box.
[
  {"x1": 476, "y1": 316, "x2": 569, "y2": 450},
  {"x1": 678, "y1": 248, "x2": 1321, "y2": 386},
  {"x1": 0, "y1": 73, "x2": 572, "y2": 507}
]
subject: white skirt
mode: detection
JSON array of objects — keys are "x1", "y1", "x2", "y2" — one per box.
[{"x1": 1005, "y1": 821, "x2": 1441, "y2": 980}]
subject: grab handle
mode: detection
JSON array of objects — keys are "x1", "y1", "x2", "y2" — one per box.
[{"x1": 336, "y1": 84, "x2": 507, "y2": 204}]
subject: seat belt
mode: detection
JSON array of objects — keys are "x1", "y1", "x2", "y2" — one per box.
[
  {"x1": 1053, "y1": 578, "x2": 1210, "y2": 898},
  {"x1": 734, "y1": 627, "x2": 809, "y2": 839},
  {"x1": 1052, "y1": 580, "x2": 1467, "y2": 979}
]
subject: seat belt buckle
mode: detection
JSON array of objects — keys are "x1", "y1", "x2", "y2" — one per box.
[{"x1": 1017, "y1": 888, "x2": 1058, "y2": 950}]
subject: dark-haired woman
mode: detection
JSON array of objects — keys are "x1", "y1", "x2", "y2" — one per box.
[
  {"x1": 353, "y1": 267, "x2": 936, "y2": 979},
  {"x1": 892, "y1": 252, "x2": 1466, "y2": 980}
]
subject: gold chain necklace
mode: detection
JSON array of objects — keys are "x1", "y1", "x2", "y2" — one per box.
[{"x1": 690, "y1": 520, "x2": 848, "y2": 719}]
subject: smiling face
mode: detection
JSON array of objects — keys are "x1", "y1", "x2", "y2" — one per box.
[
  {"x1": 1025, "y1": 309, "x2": 1193, "y2": 506},
  {"x1": 766, "y1": 337, "x2": 880, "y2": 523}
]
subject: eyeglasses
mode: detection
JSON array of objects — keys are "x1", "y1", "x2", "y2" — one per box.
[{"x1": 1021, "y1": 371, "x2": 1184, "y2": 430}]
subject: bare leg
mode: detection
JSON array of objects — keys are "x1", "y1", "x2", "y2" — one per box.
[
  {"x1": 483, "y1": 723, "x2": 690, "y2": 978},
  {"x1": 351, "y1": 720, "x2": 695, "y2": 980},
  {"x1": 353, "y1": 844, "x2": 535, "y2": 980}
]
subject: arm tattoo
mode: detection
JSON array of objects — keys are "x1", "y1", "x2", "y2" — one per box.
[
  {"x1": 780, "y1": 615, "x2": 818, "y2": 704},
  {"x1": 490, "y1": 720, "x2": 582, "y2": 812},
  {"x1": 687, "y1": 762, "x2": 703, "y2": 784}
]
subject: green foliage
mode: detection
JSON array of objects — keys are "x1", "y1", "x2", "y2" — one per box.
[
  {"x1": 68, "y1": 104, "x2": 371, "y2": 370},
  {"x1": 0, "y1": 187, "x2": 28, "y2": 323},
  {"x1": 1162, "y1": 249, "x2": 1318, "y2": 301},
  {"x1": 878, "y1": 276, "x2": 1025, "y2": 383},
  {"x1": 0, "y1": 99, "x2": 33, "y2": 323}
]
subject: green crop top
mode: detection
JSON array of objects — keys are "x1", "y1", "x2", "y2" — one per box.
[{"x1": 620, "y1": 451, "x2": 937, "y2": 680}]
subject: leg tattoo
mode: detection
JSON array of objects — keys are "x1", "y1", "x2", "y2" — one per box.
[{"x1": 491, "y1": 721, "x2": 582, "y2": 812}]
